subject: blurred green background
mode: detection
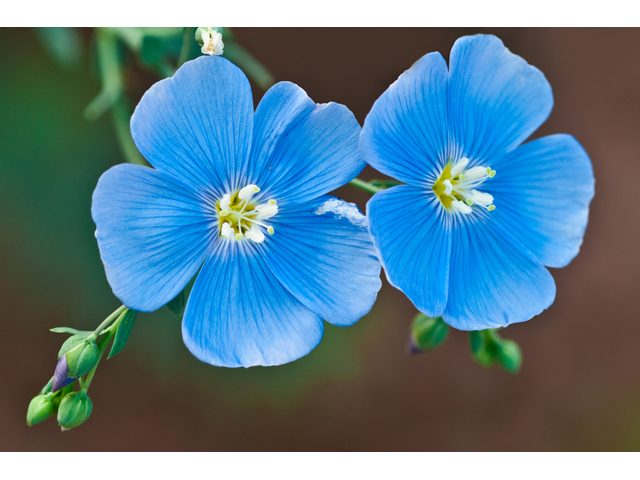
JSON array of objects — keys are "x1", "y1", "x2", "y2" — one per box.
[{"x1": 1, "y1": 28, "x2": 640, "y2": 451}]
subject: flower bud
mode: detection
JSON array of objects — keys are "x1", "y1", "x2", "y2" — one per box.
[
  {"x1": 52, "y1": 355, "x2": 76, "y2": 392},
  {"x1": 469, "y1": 330, "x2": 495, "y2": 367},
  {"x1": 496, "y1": 340, "x2": 522, "y2": 374},
  {"x1": 407, "y1": 313, "x2": 449, "y2": 353},
  {"x1": 57, "y1": 391, "x2": 92, "y2": 430},
  {"x1": 59, "y1": 335, "x2": 99, "y2": 378},
  {"x1": 26, "y1": 394, "x2": 56, "y2": 426}
]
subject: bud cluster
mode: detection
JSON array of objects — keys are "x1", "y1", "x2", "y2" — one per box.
[
  {"x1": 27, "y1": 306, "x2": 137, "y2": 431},
  {"x1": 469, "y1": 329, "x2": 523, "y2": 373}
]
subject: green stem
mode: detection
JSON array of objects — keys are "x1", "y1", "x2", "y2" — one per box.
[
  {"x1": 84, "y1": 29, "x2": 122, "y2": 121},
  {"x1": 177, "y1": 27, "x2": 193, "y2": 69},
  {"x1": 94, "y1": 305, "x2": 127, "y2": 337},
  {"x1": 82, "y1": 328, "x2": 116, "y2": 392},
  {"x1": 111, "y1": 99, "x2": 147, "y2": 165},
  {"x1": 348, "y1": 178, "x2": 383, "y2": 195}
]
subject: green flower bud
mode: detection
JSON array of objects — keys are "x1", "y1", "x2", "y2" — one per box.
[
  {"x1": 59, "y1": 335, "x2": 99, "y2": 378},
  {"x1": 26, "y1": 393, "x2": 56, "y2": 426},
  {"x1": 496, "y1": 340, "x2": 522, "y2": 374},
  {"x1": 469, "y1": 330, "x2": 496, "y2": 367},
  {"x1": 57, "y1": 391, "x2": 92, "y2": 430},
  {"x1": 407, "y1": 314, "x2": 449, "y2": 353}
]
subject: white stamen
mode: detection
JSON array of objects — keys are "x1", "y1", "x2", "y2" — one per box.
[
  {"x1": 451, "y1": 199, "x2": 472, "y2": 214},
  {"x1": 220, "y1": 194, "x2": 231, "y2": 211},
  {"x1": 433, "y1": 159, "x2": 496, "y2": 215},
  {"x1": 217, "y1": 185, "x2": 276, "y2": 242},
  {"x1": 245, "y1": 226, "x2": 265, "y2": 243},
  {"x1": 467, "y1": 190, "x2": 494, "y2": 206},
  {"x1": 450, "y1": 157, "x2": 469, "y2": 177},
  {"x1": 238, "y1": 184, "x2": 260, "y2": 201},
  {"x1": 464, "y1": 166, "x2": 489, "y2": 181},
  {"x1": 255, "y1": 203, "x2": 278, "y2": 220},
  {"x1": 443, "y1": 179, "x2": 453, "y2": 196},
  {"x1": 221, "y1": 222, "x2": 233, "y2": 237}
]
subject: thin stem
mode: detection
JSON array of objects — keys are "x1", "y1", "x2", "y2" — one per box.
[
  {"x1": 94, "y1": 305, "x2": 127, "y2": 337},
  {"x1": 111, "y1": 100, "x2": 147, "y2": 165},
  {"x1": 348, "y1": 178, "x2": 383, "y2": 195},
  {"x1": 176, "y1": 27, "x2": 193, "y2": 69},
  {"x1": 84, "y1": 29, "x2": 122, "y2": 121}
]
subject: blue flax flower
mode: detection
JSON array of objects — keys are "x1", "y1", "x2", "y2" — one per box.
[
  {"x1": 361, "y1": 35, "x2": 594, "y2": 330},
  {"x1": 92, "y1": 56, "x2": 381, "y2": 367}
]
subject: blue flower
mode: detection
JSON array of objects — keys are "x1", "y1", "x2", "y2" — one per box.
[
  {"x1": 92, "y1": 56, "x2": 381, "y2": 367},
  {"x1": 361, "y1": 34, "x2": 594, "y2": 330}
]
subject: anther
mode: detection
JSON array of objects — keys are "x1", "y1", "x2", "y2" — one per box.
[
  {"x1": 238, "y1": 184, "x2": 260, "y2": 201},
  {"x1": 267, "y1": 226, "x2": 274, "y2": 235}
]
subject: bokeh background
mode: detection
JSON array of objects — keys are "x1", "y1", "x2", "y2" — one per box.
[{"x1": 1, "y1": 28, "x2": 638, "y2": 451}]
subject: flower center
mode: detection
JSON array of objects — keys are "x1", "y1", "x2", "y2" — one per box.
[
  {"x1": 216, "y1": 184, "x2": 278, "y2": 243},
  {"x1": 432, "y1": 157, "x2": 496, "y2": 214}
]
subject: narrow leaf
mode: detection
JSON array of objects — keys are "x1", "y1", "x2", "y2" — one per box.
[
  {"x1": 108, "y1": 310, "x2": 137, "y2": 359},
  {"x1": 51, "y1": 327, "x2": 93, "y2": 335}
]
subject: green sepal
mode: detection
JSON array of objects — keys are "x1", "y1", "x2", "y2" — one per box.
[
  {"x1": 26, "y1": 393, "x2": 57, "y2": 426},
  {"x1": 409, "y1": 314, "x2": 449, "y2": 351},
  {"x1": 57, "y1": 391, "x2": 92, "y2": 430},
  {"x1": 51, "y1": 327, "x2": 93, "y2": 336},
  {"x1": 108, "y1": 309, "x2": 137, "y2": 359},
  {"x1": 58, "y1": 335, "x2": 90, "y2": 358},
  {"x1": 166, "y1": 288, "x2": 188, "y2": 321},
  {"x1": 59, "y1": 335, "x2": 99, "y2": 378},
  {"x1": 40, "y1": 376, "x2": 54, "y2": 395}
]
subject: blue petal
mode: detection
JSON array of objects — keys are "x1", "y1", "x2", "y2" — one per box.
[
  {"x1": 260, "y1": 196, "x2": 382, "y2": 327},
  {"x1": 130, "y1": 56, "x2": 253, "y2": 195},
  {"x1": 485, "y1": 135, "x2": 595, "y2": 267},
  {"x1": 92, "y1": 164, "x2": 214, "y2": 312},
  {"x1": 360, "y1": 52, "x2": 449, "y2": 186},
  {"x1": 248, "y1": 82, "x2": 363, "y2": 205},
  {"x1": 443, "y1": 213, "x2": 556, "y2": 330},
  {"x1": 448, "y1": 34, "x2": 553, "y2": 162},
  {"x1": 486, "y1": 134, "x2": 594, "y2": 268},
  {"x1": 367, "y1": 185, "x2": 452, "y2": 317},
  {"x1": 182, "y1": 242, "x2": 324, "y2": 367}
]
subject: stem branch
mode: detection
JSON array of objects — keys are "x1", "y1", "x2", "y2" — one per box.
[{"x1": 348, "y1": 178, "x2": 383, "y2": 195}]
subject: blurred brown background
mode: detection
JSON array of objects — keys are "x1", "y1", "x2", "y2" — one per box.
[{"x1": 1, "y1": 28, "x2": 638, "y2": 451}]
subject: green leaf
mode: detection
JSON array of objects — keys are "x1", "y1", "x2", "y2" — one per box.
[
  {"x1": 108, "y1": 309, "x2": 137, "y2": 359},
  {"x1": 166, "y1": 288, "x2": 188, "y2": 321},
  {"x1": 50, "y1": 327, "x2": 93, "y2": 336},
  {"x1": 33, "y1": 27, "x2": 83, "y2": 70}
]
